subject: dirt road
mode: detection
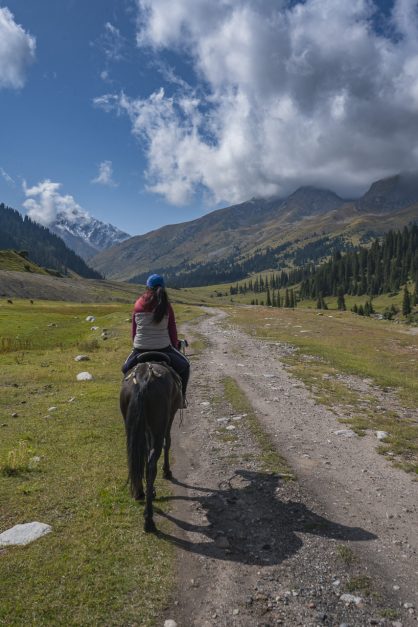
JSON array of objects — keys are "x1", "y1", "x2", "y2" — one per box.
[{"x1": 161, "y1": 309, "x2": 418, "y2": 627}]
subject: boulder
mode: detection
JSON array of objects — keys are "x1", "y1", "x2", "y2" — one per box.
[
  {"x1": 74, "y1": 355, "x2": 90, "y2": 362},
  {"x1": 0, "y1": 522, "x2": 52, "y2": 546},
  {"x1": 76, "y1": 372, "x2": 93, "y2": 381}
]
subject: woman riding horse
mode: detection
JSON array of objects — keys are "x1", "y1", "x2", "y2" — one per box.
[
  {"x1": 120, "y1": 274, "x2": 190, "y2": 531},
  {"x1": 122, "y1": 273, "x2": 190, "y2": 405}
]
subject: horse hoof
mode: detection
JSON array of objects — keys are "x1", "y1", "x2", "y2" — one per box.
[
  {"x1": 134, "y1": 491, "x2": 145, "y2": 501},
  {"x1": 163, "y1": 470, "x2": 173, "y2": 480},
  {"x1": 144, "y1": 519, "x2": 157, "y2": 533}
]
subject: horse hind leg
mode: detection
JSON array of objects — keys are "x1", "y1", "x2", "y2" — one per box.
[
  {"x1": 163, "y1": 431, "x2": 173, "y2": 480},
  {"x1": 144, "y1": 445, "x2": 161, "y2": 533},
  {"x1": 163, "y1": 409, "x2": 177, "y2": 480}
]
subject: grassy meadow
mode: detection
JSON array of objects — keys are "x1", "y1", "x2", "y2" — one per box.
[
  {"x1": 227, "y1": 305, "x2": 418, "y2": 473},
  {"x1": 0, "y1": 298, "x2": 202, "y2": 626}
]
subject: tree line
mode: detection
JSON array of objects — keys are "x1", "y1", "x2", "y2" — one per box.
[
  {"x1": 0, "y1": 203, "x2": 102, "y2": 279},
  {"x1": 298, "y1": 224, "x2": 418, "y2": 300}
]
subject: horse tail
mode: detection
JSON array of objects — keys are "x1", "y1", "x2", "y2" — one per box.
[{"x1": 125, "y1": 375, "x2": 150, "y2": 497}]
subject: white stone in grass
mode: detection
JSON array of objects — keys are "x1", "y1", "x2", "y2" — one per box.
[
  {"x1": 85, "y1": 316, "x2": 95, "y2": 322},
  {"x1": 226, "y1": 425, "x2": 236, "y2": 431},
  {"x1": 376, "y1": 430, "x2": 388, "y2": 440},
  {"x1": 76, "y1": 372, "x2": 93, "y2": 381},
  {"x1": 164, "y1": 621, "x2": 177, "y2": 627},
  {"x1": 74, "y1": 355, "x2": 90, "y2": 362},
  {"x1": 91, "y1": 326, "x2": 99, "y2": 331},
  {"x1": 48, "y1": 406, "x2": 57, "y2": 412},
  {"x1": 0, "y1": 522, "x2": 52, "y2": 546},
  {"x1": 200, "y1": 401, "x2": 210, "y2": 407},
  {"x1": 334, "y1": 429, "x2": 357, "y2": 438}
]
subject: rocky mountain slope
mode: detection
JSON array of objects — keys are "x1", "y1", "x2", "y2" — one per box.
[
  {"x1": 90, "y1": 174, "x2": 418, "y2": 284},
  {"x1": 50, "y1": 208, "x2": 130, "y2": 260}
]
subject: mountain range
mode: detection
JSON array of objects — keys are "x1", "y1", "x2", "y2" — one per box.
[
  {"x1": 49, "y1": 208, "x2": 130, "y2": 259},
  {"x1": 89, "y1": 174, "x2": 418, "y2": 286}
]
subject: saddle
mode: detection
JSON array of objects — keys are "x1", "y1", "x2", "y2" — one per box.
[{"x1": 133, "y1": 351, "x2": 171, "y2": 367}]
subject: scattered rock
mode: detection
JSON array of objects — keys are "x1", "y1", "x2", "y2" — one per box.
[
  {"x1": 0, "y1": 522, "x2": 52, "y2": 546},
  {"x1": 74, "y1": 355, "x2": 90, "y2": 362},
  {"x1": 85, "y1": 316, "x2": 96, "y2": 322},
  {"x1": 76, "y1": 372, "x2": 93, "y2": 381},
  {"x1": 232, "y1": 608, "x2": 239, "y2": 616},
  {"x1": 334, "y1": 429, "x2": 357, "y2": 438},
  {"x1": 403, "y1": 602, "x2": 414, "y2": 609},
  {"x1": 68, "y1": 397, "x2": 76, "y2": 403},
  {"x1": 376, "y1": 431, "x2": 388, "y2": 440},
  {"x1": 11, "y1": 412, "x2": 18, "y2": 418},
  {"x1": 340, "y1": 593, "x2": 363, "y2": 605},
  {"x1": 91, "y1": 326, "x2": 99, "y2": 331},
  {"x1": 164, "y1": 620, "x2": 177, "y2": 627},
  {"x1": 48, "y1": 407, "x2": 57, "y2": 412},
  {"x1": 28, "y1": 456, "x2": 41, "y2": 469}
]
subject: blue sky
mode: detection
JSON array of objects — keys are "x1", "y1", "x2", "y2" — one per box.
[{"x1": 1, "y1": 0, "x2": 418, "y2": 236}]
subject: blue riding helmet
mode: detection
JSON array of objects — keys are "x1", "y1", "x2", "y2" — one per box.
[{"x1": 146, "y1": 273, "x2": 165, "y2": 288}]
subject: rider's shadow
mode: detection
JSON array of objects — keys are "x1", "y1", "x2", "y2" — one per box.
[{"x1": 154, "y1": 469, "x2": 377, "y2": 565}]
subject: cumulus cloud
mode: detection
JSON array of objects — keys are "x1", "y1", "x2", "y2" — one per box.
[
  {"x1": 0, "y1": 7, "x2": 36, "y2": 89},
  {"x1": 97, "y1": 0, "x2": 418, "y2": 204},
  {"x1": 92, "y1": 160, "x2": 118, "y2": 186},
  {"x1": 23, "y1": 179, "x2": 88, "y2": 226}
]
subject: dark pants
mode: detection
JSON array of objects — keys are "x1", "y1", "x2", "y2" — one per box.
[{"x1": 122, "y1": 346, "x2": 190, "y2": 397}]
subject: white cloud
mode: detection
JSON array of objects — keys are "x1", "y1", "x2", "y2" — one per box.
[
  {"x1": 0, "y1": 7, "x2": 35, "y2": 89},
  {"x1": 92, "y1": 160, "x2": 118, "y2": 187},
  {"x1": 0, "y1": 166, "x2": 15, "y2": 186},
  {"x1": 94, "y1": 21, "x2": 126, "y2": 63},
  {"x1": 98, "y1": 0, "x2": 418, "y2": 204},
  {"x1": 23, "y1": 179, "x2": 89, "y2": 226}
]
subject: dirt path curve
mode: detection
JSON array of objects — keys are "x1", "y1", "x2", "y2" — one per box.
[{"x1": 161, "y1": 308, "x2": 418, "y2": 627}]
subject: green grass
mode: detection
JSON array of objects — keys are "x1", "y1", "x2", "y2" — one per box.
[
  {"x1": 346, "y1": 575, "x2": 372, "y2": 596},
  {"x1": 337, "y1": 544, "x2": 356, "y2": 565},
  {"x1": 0, "y1": 250, "x2": 47, "y2": 274},
  {"x1": 222, "y1": 376, "x2": 293, "y2": 477},
  {"x1": 227, "y1": 305, "x2": 418, "y2": 473},
  {"x1": 0, "y1": 299, "x2": 201, "y2": 625}
]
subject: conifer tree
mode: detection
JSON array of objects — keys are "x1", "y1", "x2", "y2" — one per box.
[
  {"x1": 402, "y1": 285, "x2": 411, "y2": 316},
  {"x1": 284, "y1": 288, "x2": 290, "y2": 308},
  {"x1": 266, "y1": 286, "x2": 272, "y2": 306},
  {"x1": 337, "y1": 286, "x2": 346, "y2": 311}
]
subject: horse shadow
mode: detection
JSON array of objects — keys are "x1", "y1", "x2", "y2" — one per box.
[{"x1": 154, "y1": 469, "x2": 377, "y2": 565}]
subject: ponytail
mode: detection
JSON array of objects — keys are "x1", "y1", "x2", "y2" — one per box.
[{"x1": 152, "y1": 286, "x2": 169, "y2": 323}]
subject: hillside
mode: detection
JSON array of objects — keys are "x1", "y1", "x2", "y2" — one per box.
[
  {"x1": 0, "y1": 250, "x2": 48, "y2": 274},
  {"x1": 90, "y1": 174, "x2": 418, "y2": 285},
  {"x1": 0, "y1": 203, "x2": 102, "y2": 279}
]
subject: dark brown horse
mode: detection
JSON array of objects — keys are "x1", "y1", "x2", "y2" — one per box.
[{"x1": 120, "y1": 353, "x2": 182, "y2": 532}]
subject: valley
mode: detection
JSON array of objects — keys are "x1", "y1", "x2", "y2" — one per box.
[{"x1": 1, "y1": 297, "x2": 417, "y2": 625}]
